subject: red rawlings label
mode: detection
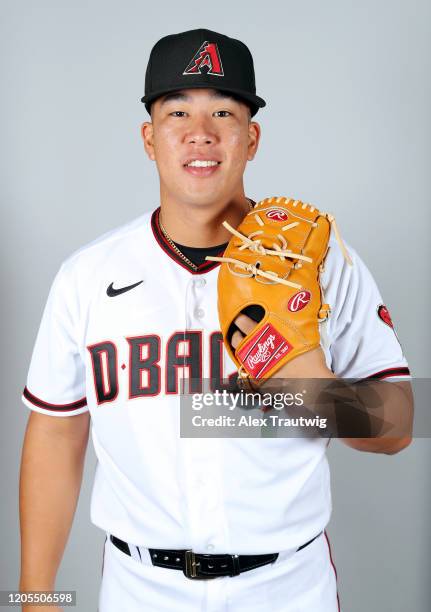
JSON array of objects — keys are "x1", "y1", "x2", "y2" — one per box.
[
  {"x1": 266, "y1": 208, "x2": 288, "y2": 222},
  {"x1": 288, "y1": 290, "x2": 311, "y2": 312},
  {"x1": 236, "y1": 323, "x2": 293, "y2": 379}
]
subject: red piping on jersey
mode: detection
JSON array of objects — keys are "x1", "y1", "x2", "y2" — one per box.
[
  {"x1": 365, "y1": 367, "x2": 410, "y2": 380},
  {"x1": 23, "y1": 386, "x2": 87, "y2": 411},
  {"x1": 324, "y1": 530, "x2": 341, "y2": 612},
  {"x1": 150, "y1": 208, "x2": 224, "y2": 275}
]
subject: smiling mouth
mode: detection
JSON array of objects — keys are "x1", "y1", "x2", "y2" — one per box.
[{"x1": 184, "y1": 160, "x2": 221, "y2": 168}]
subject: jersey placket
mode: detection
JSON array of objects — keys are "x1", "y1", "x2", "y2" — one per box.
[{"x1": 181, "y1": 275, "x2": 230, "y2": 554}]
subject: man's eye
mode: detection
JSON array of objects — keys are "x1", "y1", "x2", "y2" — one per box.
[
  {"x1": 214, "y1": 110, "x2": 231, "y2": 118},
  {"x1": 170, "y1": 111, "x2": 187, "y2": 117}
]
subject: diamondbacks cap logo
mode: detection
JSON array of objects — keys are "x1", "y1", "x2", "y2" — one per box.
[
  {"x1": 266, "y1": 208, "x2": 289, "y2": 222},
  {"x1": 183, "y1": 41, "x2": 224, "y2": 76},
  {"x1": 377, "y1": 304, "x2": 394, "y2": 328},
  {"x1": 288, "y1": 290, "x2": 312, "y2": 313}
]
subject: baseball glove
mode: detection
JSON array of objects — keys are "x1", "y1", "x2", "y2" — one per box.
[{"x1": 207, "y1": 196, "x2": 352, "y2": 387}]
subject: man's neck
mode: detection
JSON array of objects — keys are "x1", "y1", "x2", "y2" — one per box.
[{"x1": 158, "y1": 193, "x2": 251, "y2": 247}]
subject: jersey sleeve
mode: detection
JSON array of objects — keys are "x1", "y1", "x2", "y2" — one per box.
[
  {"x1": 323, "y1": 240, "x2": 410, "y2": 381},
  {"x1": 22, "y1": 261, "x2": 88, "y2": 416}
]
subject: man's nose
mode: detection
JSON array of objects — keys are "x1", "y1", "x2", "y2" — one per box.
[{"x1": 185, "y1": 118, "x2": 217, "y2": 145}]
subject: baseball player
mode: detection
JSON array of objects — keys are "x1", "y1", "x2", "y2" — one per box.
[{"x1": 19, "y1": 28, "x2": 413, "y2": 612}]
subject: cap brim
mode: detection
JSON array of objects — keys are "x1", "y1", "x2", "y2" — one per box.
[{"x1": 141, "y1": 84, "x2": 266, "y2": 116}]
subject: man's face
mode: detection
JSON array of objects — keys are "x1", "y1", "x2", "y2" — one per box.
[{"x1": 141, "y1": 88, "x2": 260, "y2": 206}]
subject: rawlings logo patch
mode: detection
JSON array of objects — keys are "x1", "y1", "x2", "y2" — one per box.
[
  {"x1": 266, "y1": 208, "x2": 288, "y2": 222},
  {"x1": 288, "y1": 290, "x2": 311, "y2": 312},
  {"x1": 183, "y1": 41, "x2": 224, "y2": 76},
  {"x1": 236, "y1": 323, "x2": 292, "y2": 379},
  {"x1": 377, "y1": 304, "x2": 394, "y2": 328}
]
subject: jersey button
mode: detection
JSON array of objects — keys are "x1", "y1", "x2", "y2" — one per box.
[
  {"x1": 206, "y1": 543, "x2": 215, "y2": 551},
  {"x1": 194, "y1": 278, "x2": 206, "y2": 288},
  {"x1": 195, "y1": 308, "x2": 205, "y2": 319}
]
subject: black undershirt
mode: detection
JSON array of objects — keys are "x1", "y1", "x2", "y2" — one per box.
[{"x1": 173, "y1": 242, "x2": 228, "y2": 268}]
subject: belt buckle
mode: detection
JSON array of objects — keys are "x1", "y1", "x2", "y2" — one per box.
[
  {"x1": 184, "y1": 550, "x2": 200, "y2": 579},
  {"x1": 183, "y1": 550, "x2": 219, "y2": 580}
]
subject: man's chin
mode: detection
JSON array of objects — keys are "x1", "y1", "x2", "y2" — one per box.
[{"x1": 177, "y1": 189, "x2": 225, "y2": 207}]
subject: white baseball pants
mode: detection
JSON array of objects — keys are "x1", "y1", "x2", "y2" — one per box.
[{"x1": 98, "y1": 531, "x2": 340, "y2": 612}]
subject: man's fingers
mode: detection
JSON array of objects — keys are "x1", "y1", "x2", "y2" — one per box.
[
  {"x1": 233, "y1": 314, "x2": 256, "y2": 336},
  {"x1": 231, "y1": 313, "x2": 259, "y2": 349},
  {"x1": 231, "y1": 330, "x2": 244, "y2": 349}
]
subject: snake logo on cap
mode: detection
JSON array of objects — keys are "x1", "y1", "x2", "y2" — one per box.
[{"x1": 183, "y1": 41, "x2": 224, "y2": 76}]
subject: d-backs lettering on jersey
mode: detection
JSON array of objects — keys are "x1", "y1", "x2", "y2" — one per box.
[{"x1": 87, "y1": 331, "x2": 237, "y2": 404}]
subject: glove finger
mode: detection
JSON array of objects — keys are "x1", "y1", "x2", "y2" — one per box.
[
  {"x1": 233, "y1": 313, "x2": 257, "y2": 336},
  {"x1": 231, "y1": 330, "x2": 245, "y2": 350}
]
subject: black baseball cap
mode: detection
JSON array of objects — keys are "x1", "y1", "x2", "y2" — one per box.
[{"x1": 141, "y1": 28, "x2": 266, "y2": 117}]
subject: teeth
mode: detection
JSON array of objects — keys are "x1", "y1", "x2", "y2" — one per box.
[{"x1": 186, "y1": 160, "x2": 219, "y2": 167}]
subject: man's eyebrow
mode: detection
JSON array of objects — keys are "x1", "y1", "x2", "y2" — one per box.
[
  {"x1": 210, "y1": 90, "x2": 238, "y2": 102},
  {"x1": 159, "y1": 90, "x2": 238, "y2": 106},
  {"x1": 159, "y1": 92, "x2": 191, "y2": 105}
]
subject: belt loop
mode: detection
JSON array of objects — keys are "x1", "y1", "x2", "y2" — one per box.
[
  {"x1": 231, "y1": 554, "x2": 240, "y2": 576},
  {"x1": 128, "y1": 544, "x2": 142, "y2": 562}
]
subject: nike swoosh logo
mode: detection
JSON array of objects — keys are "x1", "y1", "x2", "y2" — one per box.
[{"x1": 106, "y1": 280, "x2": 143, "y2": 297}]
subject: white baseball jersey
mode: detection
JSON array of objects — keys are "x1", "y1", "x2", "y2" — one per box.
[{"x1": 22, "y1": 206, "x2": 410, "y2": 555}]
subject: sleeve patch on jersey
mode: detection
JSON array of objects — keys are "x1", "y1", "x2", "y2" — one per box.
[
  {"x1": 377, "y1": 304, "x2": 394, "y2": 328},
  {"x1": 23, "y1": 386, "x2": 87, "y2": 411},
  {"x1": 365, "y1": 367, "x2": 411, "y2": 380}
]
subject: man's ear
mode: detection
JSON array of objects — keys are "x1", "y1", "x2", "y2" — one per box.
[
  {"x1": 141, "y1": 122, "x2": 155, "y2": 161},
  {"x1": 247, "y1": 121, "x2": 261, "y2": 161}
]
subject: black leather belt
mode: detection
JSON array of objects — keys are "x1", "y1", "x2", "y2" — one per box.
[{"x1": 110, "y1": 532, "x2": 322, "y2": 580}]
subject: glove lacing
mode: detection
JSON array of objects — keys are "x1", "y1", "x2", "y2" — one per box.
[{"x1": 206, "y1": 209, "x2": 352, "y2": 289}]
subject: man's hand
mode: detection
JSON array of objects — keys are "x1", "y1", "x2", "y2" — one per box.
[
  {"x1": 232, "y1": 313, "x2": 413, "y2": 454},
  {"x1": 231, "y1": 313, "x2": 334, "y2": 379}
]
